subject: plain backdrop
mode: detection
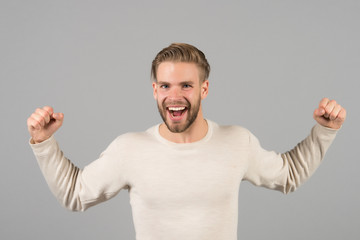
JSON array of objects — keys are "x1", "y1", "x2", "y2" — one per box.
[{"x1": 1, "y1": 0, "x2": 359, "y2": 239}]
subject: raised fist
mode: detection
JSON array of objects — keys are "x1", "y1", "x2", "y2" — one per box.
[
  {"x1": 313, "y1": 98, "x2": 346, "y2": 130},
  {"x1": 27, "y1": 106, "x2": 64, "y2": 144}
]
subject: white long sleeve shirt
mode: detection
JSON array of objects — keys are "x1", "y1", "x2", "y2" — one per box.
[{"x1": 30, "y1": 120, "x2": 338, "y2": 240}]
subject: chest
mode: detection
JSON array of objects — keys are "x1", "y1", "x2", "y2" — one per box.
[{"x1": 127, "y1": 148, "x2": 247, "y2": 208}]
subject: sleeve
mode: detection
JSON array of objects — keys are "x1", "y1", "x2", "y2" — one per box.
[
  {"x1": 243, "y1": 124, "x2": 339, "y2": 194},
  {"x1": 30, "y1": 135, "x2": 129, "y2": 211}
]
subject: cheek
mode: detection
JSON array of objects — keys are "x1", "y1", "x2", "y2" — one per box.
[
  {"x1": 154, "y1": 87, "x2": 163, "y2": 99},
  {"x1": 187, "y1": 90, "x2": 201, "y2": 101},
  {"x1": 184, "y1": 89, "x2": 197, "y2": 98},
  {"x1": 156, "y1": 92, "x2": 166, "y2": 104}
]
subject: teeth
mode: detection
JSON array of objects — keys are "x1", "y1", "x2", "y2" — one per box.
[{"x1": 168, "y1": 107, "x2": 186, "y2": 111}]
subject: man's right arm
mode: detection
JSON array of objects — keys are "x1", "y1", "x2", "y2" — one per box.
[
  {"x1": 28, "y1": 106, "x2": 128, "y2": 211},
  {"x1": 27, "y1": 106, "x2": 64, "y2": 144}
]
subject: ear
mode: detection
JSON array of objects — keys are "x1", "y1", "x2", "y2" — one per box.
[
  {"x1": 152, "y1": 81, "x2": 158, "y2": 100},
  {"x1": 200, "y1": 80, "x2": 209, "y2": 100}
]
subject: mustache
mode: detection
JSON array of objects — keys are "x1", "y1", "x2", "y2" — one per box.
[{"x1": 162, "y1": 99, "x2": 191, "y2": 108}]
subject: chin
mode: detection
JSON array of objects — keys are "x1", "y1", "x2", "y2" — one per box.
[{"x1": 165, "y1": 120, "x2": 191, "y2": 133}]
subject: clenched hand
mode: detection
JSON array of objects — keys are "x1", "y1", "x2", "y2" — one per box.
[
  {"x1": 27, "y1": 106, "x2": 64, "y2": 144},
  {"x1": 313, "y1": 98, "x2": 346, "y2": 130}
]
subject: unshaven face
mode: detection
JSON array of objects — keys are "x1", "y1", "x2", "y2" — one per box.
[{"x1": 153, "y1": 62, "x2": 205, "y2": 133}]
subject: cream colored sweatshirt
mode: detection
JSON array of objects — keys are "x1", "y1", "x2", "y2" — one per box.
[{"x1": 30, "y1": 120, "x2": 338, "y2": 240}]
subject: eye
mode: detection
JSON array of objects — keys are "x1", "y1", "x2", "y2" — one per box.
[
  {"x1": 183, "y1": 84, "x2": 192, "y2": 88},
  {"x1": 160, "y1": 84, "x2": 169, "y2": 89}
]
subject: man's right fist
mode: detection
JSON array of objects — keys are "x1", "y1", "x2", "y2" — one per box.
[{"x1": 27, "y1": 106, "x2": 64, "y2": 144}]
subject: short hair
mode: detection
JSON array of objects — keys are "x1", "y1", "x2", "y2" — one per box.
[{"x1": 151, "y1": 43, "x2": 210, "y2": 82}]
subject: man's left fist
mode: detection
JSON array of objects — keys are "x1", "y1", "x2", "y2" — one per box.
[{"x1": 313, "y1": 98, "x2": 347, "y2": 129}]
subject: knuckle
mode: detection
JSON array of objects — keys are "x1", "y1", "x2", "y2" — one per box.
[
  {"x1": 34, "y1": 121, "x2": 40, "y2": 127},
  {"x1": 30, "y1": 119, "x2": 39, "y2": 128},
  {"x1": 34, "y1": 114, "x2": 44, "y2": 123},
  {"x1": 27, "y1": 116, "x2": 34, "y2": 123},
  {"x1": 35, "y1": 108, "x2": 44, "y2": 115},
  {"x1": 38, "y1": 109, "x2": 49, "y2": 119},
  {"x1": 320, "y1": 98, "x2": 329, "y2": 107},
  {"x1": 43, "y1": 106, "x2": 53, "y2": 113}
]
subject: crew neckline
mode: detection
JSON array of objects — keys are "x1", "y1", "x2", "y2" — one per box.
[{"x1": 152, "y1": 119, "x2": 214, "y2": 148}]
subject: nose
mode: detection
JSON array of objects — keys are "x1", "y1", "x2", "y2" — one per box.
[{"x1": 168, "y1": 86, "x2": 182, "y2": 100}]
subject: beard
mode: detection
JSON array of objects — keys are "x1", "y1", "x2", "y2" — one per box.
[{"x1": 157, "y1": 96, "x2": 201, "y2": 133}]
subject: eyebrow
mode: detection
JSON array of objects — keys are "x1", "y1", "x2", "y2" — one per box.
[
  {"x1": 157, "y1": 81, "x2": 195, "y2": 85},
  {"x1": 157, "y1": 81, "x2": 168, "y2": 85}
]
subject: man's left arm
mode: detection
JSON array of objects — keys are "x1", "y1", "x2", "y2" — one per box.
[{"x1": 243, "y1": 98, "x2": 346, "y2": 193}]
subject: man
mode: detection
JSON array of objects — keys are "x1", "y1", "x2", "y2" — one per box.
[{"x1": 28, "y1": 43, "x2": 346, "y2": 240}]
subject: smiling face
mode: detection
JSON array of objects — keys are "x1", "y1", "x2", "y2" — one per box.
[{"x1": 153, "y1": 62, "x2": 209, "y2": 133}]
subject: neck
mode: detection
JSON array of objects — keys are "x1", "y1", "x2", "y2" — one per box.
[{"x1": 159, "y1": 106, "x2": 208, "y2": 143}]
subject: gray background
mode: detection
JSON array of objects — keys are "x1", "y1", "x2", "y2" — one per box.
[{"x1": 1, "y1": 0, "x2": 359, "y2": 239}]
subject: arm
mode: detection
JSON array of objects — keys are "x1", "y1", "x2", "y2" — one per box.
[
  {"x1": 243, "y1": 98, "x2": 346, "y2": 194},
  {"x1": 28, "y1": 107, "x2": 128, "y2": 211},
  {"x1": 244, "y1": 124, "x2": 338, "y2": 193}
]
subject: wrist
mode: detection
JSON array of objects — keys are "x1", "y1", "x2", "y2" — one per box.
[{"x1": 30, "y1": 137, "x2": 48, "y2": 144}]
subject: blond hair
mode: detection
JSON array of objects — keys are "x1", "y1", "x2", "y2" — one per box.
[{"x1": 151, "y1": 43, "x2": 210, "y2": 82}]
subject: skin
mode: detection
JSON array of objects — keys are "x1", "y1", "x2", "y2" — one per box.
[
  {"x1": 27, "y1": 107, "x2": 64, "y2": 144},
  {"x1": 313, "y1": 98, "x2": 347, "y2": 130},
  {"x1": 27, "y1": 62, "x2": 347, "y2": 144},
  {"x1": 152, "y1": 62, "x2": 209, "y2": 143}
]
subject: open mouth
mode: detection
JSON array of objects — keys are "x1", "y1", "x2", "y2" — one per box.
[{"x1": 167, "y1": 106, "x2": 188, "y2": 120}]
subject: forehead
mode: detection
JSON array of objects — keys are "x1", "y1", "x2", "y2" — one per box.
[{"x1": 157, "y1": 62, "x2": 200, "y2": 82}]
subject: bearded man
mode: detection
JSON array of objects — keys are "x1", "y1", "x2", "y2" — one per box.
[{"x1": 27, "y1": 43, "x2": 346, "y2": 240}]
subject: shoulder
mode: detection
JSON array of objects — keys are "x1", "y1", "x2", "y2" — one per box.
[
  {"x1": 210, "y1": 121, "x2": 252, "y2": 144},
  {"x1": 218, "y1": 124, "x2": 250, "y2": 135},
  {"x1": 111, "y1": 125, "x2": 158, "y2": 148},
  {"x1": 95, "y1": 127, "x2": 160, "y2": 164},
  {"x1": 112, "y1": 130, "x2": 154, "y2": 146},
  {"x1": 103, "y1": 132, "x2": 151, "y2": 157}
]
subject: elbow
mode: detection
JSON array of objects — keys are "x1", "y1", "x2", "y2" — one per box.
[
  {"x1": 282, "y1": 167, "x2": 313, "y2": 194},
  {"x1": 59, "y1": 199, "x2": 86, "y2": 212},
  {"x1": 282, "y1": 170, "x2": 303, "y2": 195},
  {"x1": 269, "y1": 180, "x2": 297, "y2": 195},
  {"x1": 281, "y1": 153, "x2": 311, "y2": 195},
  {"x1": 282, "y1": 184, "x2": 297, "y2": 195},
  {"x1": 56, "y1": 189, "x2": 86, "y2": 212}
]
